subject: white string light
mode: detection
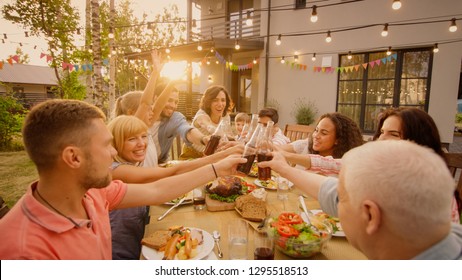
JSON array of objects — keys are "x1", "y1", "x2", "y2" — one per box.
[
  {"x1": 449, "y1": 18, "x2": 458, "y2": 32},
  {"x1": 381, "y1": 24, "x2": 389, "y2": 37},
  {"x1": 392, "y1": 0, "x2": 402, "y2": 10},
  {"x1": 325, "y1": 31, "x2": 332, "y2": 43},
  {"x1": 276, "y1": 34, "x2": 282, "y2": 46},
  {"x1": 310, "y1": 5, "x2": 318, "y2": 23}
]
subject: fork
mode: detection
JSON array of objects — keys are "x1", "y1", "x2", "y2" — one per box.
[
  {"x1": 298, "y1": 196, "x2": 320, "y2": 234},
  {"x1": 157, "y1": 197, "x2": 186, "y2": 221}
]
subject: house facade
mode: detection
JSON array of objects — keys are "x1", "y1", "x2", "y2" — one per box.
[
  {"x1": 132, "y1": 0, "x2": 461, "y2": 144},
  {"x1": 0, "y1": 64, "x2": 57, "y2": 109}
]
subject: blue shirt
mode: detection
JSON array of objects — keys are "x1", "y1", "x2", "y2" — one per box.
[
  {"x1": 157, "y1": 111, "x2": 193, "y2": 163},
  {"x1": 318, "y1": 177, "x2": 462, "y2": 260}
]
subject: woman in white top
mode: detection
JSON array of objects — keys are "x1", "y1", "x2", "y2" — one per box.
[
  {"x1": 180, "y1": 85, "x2": 233, "y2": 159},
  {"x1": 276, "y1": 112, "x2": 364, "y2": 176}
]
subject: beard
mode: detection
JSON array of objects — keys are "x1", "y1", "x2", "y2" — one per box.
[{"x1": 80, "y1": 153, "x2": 112, "y2": 190}]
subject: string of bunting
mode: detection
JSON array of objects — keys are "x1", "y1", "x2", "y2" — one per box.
[
  {"x1": 282, "y1": 53, "x2": 398, "y2": 73},
  {"x1": 0, "y1": 52, "x2": 109, "y2": 72},
  {"x1": 214, "y1": 50, "x2": 256, "y2": 71}
]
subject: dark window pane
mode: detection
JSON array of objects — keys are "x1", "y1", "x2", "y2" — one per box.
[
  {"x1": 368, "y1": 52, "x2": 396, "y2": 79},
  {"x1": 399, "y1": 78, "x2": 427, "y2": 106},
  {"x1": 402, "y1": 51, "x2": 430, "y2": 78},
  {"x1": 338, "y1": 81, "x2": 363, "y2": 104},
  {"x1": 339, "y1": 54, "x2": 365, "y2": 80},
  {"x1": 366, "y1": 80, "x2": 395, "y2": 104}
]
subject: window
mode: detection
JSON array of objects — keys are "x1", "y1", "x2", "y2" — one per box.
[
  {"x1": 336, "y1": 47, "x2": 433, "y2": 133},
  {"x1": 295, "y1": 0, "x2": 306, "y2": 10}
]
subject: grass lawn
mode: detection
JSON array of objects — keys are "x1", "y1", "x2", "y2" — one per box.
[{"x1": 0, "y1": 151, "x2": 38, "y2": 208}]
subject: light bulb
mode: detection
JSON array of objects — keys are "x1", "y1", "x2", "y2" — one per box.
[
  {"x1": 197, "y1": 43, "x2": 203, "y2": 51},
  {"x1": 381, "y1": 24, "x2": 389, "y2": 37},
  {"x1": 449, "y1": 18, "x2": 457, "y2": 32},
  {"x1": 294, "y1": 55, "x2": 299, "y2": 62},
  {"x1": 386, "y1": 47, "x2": 392, "y2": 56},
  {"x1": 392, "y1": 0, "x2": 401, "y2": 10},
  {"x1": 325, "y1": 31, "x2": 332, "y2": 43},
  {"x1": 276, "y1": 34, "x2": 282, "y2": 46},
  {"x1": 246, "y1": 11, "x2": 253, "y2": 26},
  {"x1": 312, "y1": 53, "x2": 316, "y2": 61},
  {"x1": 165, "y1": 48, "x2": 171, "y2": 54},
  {"x1": 347, "y1": 51, "x2": 352, "y2": 60},
  {"x1": 433, "y1": 43, "x2": 439, "y2": 53},
  {"x1": 253, "y1": 58, "x2": 257, "y2": 64},
  {"x1": 108, "y1": 33, "x2": 114, "y2": 39},
  {"x1": 310, "y1": 5, "x2": 318, "y2": 23},
  {"x1": 280, "y1": 56, "x2": 285, "y2": 64},
  {"x1": 234, "y1": 40, "x2": 240, "y2": 50}
]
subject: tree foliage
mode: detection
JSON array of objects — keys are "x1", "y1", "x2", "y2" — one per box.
[
  {"x1": 13, "y1": 47, "x2": 30, "y2": 64},
  {"x1": 2, "y1": 0, "x2": 81, "y2": 98},
  {"x1": 0, "y1": 89, "x2": 27, "y2": 151}
]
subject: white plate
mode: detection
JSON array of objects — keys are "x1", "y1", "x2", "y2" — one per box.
[
  {"x1": 141, "y1": 228, "x2": 214, "y2": 260},
  {"x1": 164, "y1": 191, "x2": 193, "y2": 205},
  {"x1": 311, "y1": 210, "x2": 345, "y2": 237},
  {"x1": 254, "y1": 177, "x2": 294, "y2": 190}
]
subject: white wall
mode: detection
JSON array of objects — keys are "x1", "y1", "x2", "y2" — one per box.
[{"x1": 258, "y1": 0, "x2": 462, "y2": 143}]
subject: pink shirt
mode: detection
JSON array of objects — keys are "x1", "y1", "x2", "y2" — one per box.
[{"x1": 0, "y1": 180, "x2": 127, "y2": 260}]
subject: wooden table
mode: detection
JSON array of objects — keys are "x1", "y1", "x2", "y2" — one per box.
[{"x1": 144, "y1": 177, "x2": 367, "y2": 260}]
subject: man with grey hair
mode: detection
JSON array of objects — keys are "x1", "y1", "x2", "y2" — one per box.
[{"x1": 259, "y1": 140, "x2": 462, "y2": 259}]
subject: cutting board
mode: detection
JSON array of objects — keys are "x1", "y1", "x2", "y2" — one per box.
[{"x1": 205, "y1": 195, "x2": 236, "y2": 212}]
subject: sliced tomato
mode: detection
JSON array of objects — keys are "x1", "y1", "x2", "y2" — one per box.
[
  {"x1": 277, "y1": 224, "x2": 300, "y2": 237},
  {"x1": 278, "y1": 212, "x2": 303, "y2": 225}
]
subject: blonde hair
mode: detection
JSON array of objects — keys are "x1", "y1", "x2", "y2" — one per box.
[
  {"x1": 107, "y1": 115, "x2": 148, "y2": 163},
  {"x1": 235, "y1": 112, "x2": 250, "y2": 123},
  {"x1": 113, "y1": 91, "x2": 142, "y2": 118}
]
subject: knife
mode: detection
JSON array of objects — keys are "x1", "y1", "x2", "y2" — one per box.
[{"x1": 157, "y1": 197, "x2": 186, "y2": 221}]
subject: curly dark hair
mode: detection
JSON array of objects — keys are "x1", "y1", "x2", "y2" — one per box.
[
  {"x1": 372, "y1": 107, "x2": 446, "y2": 161},
  {"x1": 308, "y1": 112, "x2": 364, "y2": 158},
  {"x1": 199, "y1": 85, "x2": 233, "y2": 117}
]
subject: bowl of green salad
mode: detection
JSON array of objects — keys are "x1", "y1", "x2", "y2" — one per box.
[{"x1": 267, "y1": 211, "x2": 332, "y2": 258}]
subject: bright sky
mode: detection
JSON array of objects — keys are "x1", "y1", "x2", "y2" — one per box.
[{"x1": 0, "y1": 0, "x2": 187, "y2": 68}]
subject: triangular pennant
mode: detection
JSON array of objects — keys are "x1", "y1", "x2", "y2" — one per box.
[
  {"x1": 103, "y1": 59, "x2": 109, "y2": 65},
  {"x1": 381, "y1": 58, "x2": 387, "y2": 64},
  {"x1": 392, "y1": 53, "x2": 397, "y2": 60},
  {"x1": 387, "y1": 56, "x2": 392, "y2": 62},
  {"x1": 303, "y1": 65, "x2": 307, "y2": 71},
  {"x1": 375, "y1": 59, "x2": 381, "y2": 66},
  {"x1": 12, "y1": 55, "x2": 19, "y2": 63},
  {"x1": 0, "y1": 61, "x2": 3, "y2": 70},
  {"x1": 7, "y1": 58, "x2": 13, "y2": 65},
  {"x1": 40, "y1": 53, "x2": 46, "y2": 59},
  {"x1": 46, "y1": 55, "x2": 53, "y2": 62},
  {"x1": 339, "y1": 67, "x2": 344, "y2": 72},
  {"x1": 354, "y1": 65, "x2": 360, "y2": 71},
  {"x1": 62, "y1": 62, "x2": 67, "y2": 70},
  {"x1": 321, "y1": 67, "x2": 326, "y2": 73},
  {"x1": 74, "y1": 65, "x2": 79, "y2": 71},
  {"x1": 316, "y1": 67, "x2": 322, "y2": 72},
  {"x1": 225, "y1": 62, "x2": 229, "y2": 69},
  {"x1": 82, "y1": 65, "x2": 87, "y2": 71},
  {"x1": 362, "y1": 63, "x2": 368, "y2": 69},
  {"x1": 88, "y1": 64, "x2": 93, "y2": 71},
  {"x1": 369, "y1": 61, "x2": 375, "y2": 68}
]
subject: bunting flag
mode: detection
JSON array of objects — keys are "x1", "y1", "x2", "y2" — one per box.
[
  {"x1": 7, "y1": 58, "x2": 13, "y2": 65},
  {"x1": 213, "y1": 50, "x2": 255, "y2": 71},
  {"x1": 307, "y1": 54, "x2": 398, "y2": 74},
  {"x1": 11, "y1": 55, "x2": 19, "y2": 63},
  {"x1": 0, "y1": 61, "x2": 3, "y2": 70}
]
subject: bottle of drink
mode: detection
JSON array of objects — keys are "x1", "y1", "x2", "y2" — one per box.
[
  {"x1": 243, "y1": 114, "x2": 259, "y2": 143},
  {"x1": 203, "y1": 120, "x2": 225, "y2": 156},
  {"x1": 257, "y1": 121, "x2": 274, "y2": 181},
  {"x1": 237, "y1": 123, "x2": 263, "y2": 174},
  {"x1": 236, "y1": 122, "x2": 250, "y2": 142}
]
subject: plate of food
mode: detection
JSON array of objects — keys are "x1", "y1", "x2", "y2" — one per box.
[
  {"x1": 254, "y1": 176, "x2": 294, "y2": 190},
  {"x1": 141, "y1": 226, "x2": 214, "y2": 260},
  {"x1": 310, "y1": 210, "x2": 345, "y2": 237},
  {"x1": 248, "y1": 161, "x2": 259, "y2": 177},
  {"x1": 205, "y1": 176, "x2": 256, "y2": 203},
  {"x1": 164, "y1": 191, "x2": 193, "y2": 205}
]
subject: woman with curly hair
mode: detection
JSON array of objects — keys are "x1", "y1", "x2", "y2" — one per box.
[
  {"x1": 276, "y1": 112, "x2": 364, "y2": 176},
  {"x1": 372, "y1": 107, "x2": 459, "y2": 223},
  {"x1": 180, "y1": 85, "x2": 233, "y2": 159}
]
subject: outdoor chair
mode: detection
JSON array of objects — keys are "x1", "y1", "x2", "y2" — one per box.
[
  {"x1": 446, "y1": 152, "x2": 462, "y2": 223},
  {"x1": 169, "y1": 134, "x2": 183, "y2": 161},
  {"x1": 283, "y1": 124, "x2": 315, "y2": 142}
]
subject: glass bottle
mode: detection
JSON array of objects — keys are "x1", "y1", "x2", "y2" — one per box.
[
  {"x1": 236, "y1": 122, "x2": 250, "y2": 142},
  {"x1": 203, "y1": 120, "x2": 225, "y2": 156},
  {"x1": 243, "y1": 114, "x2": 259, "y2": 143},
  {"x1": 237, "y1": 123, "x2": 263, "y2": 174},
  {"x1": 257, "y1": 121, "x2": 274, "y2": 181}
]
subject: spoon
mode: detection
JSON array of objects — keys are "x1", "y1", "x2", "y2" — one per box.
[{"x1": 212, "y1": 230, "x2": 223, "y2": 258}]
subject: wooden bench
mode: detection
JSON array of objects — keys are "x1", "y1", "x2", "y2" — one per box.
[{"x1": 283, "y1": 124, "x2": 315, "y2": 142}]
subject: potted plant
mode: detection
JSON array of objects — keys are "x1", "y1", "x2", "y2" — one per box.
[{"x1": 291, "y1": 97, "x2": 318, "y2": 125}]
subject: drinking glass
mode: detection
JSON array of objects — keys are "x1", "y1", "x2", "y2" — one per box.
[
  {"x1": 228, "y1": 219, "x2": 248, "y2": 259},
  {"x1": 193, "y1": 187, "x2": 206, "y2": 210},
  {"x1": 253, "y1": 232, "x2": 275, "y2": 260},
  {"x1": 277, "y1": 176, "x2": 290, "y2": 201}
]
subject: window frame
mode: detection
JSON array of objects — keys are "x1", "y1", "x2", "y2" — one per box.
[{"x1": 336, "y1": 47, "x2": 434, "y2": 133}]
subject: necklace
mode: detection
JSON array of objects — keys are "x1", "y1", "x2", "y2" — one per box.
[{"x1": 35, "y1": 188, "x2": 81, "y2": 228}]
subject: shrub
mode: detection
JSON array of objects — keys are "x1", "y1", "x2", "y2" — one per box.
[
  {"x1": 456, "y1": 113, "x2": 462, "y2": 124},
  {"x1": 0, "y1": 95, "x2": 26, "y2": 151},
  {"x1": 291, "y1": 97, "x2": 318, "y2": 125}
]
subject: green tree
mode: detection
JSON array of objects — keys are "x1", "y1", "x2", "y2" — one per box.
[
  {"x1": 2, "y1": 0, "x2": 81, "y2": 98},
  {"x1": 0, "y1": 89, "x2": 26, "y2": 151}
]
